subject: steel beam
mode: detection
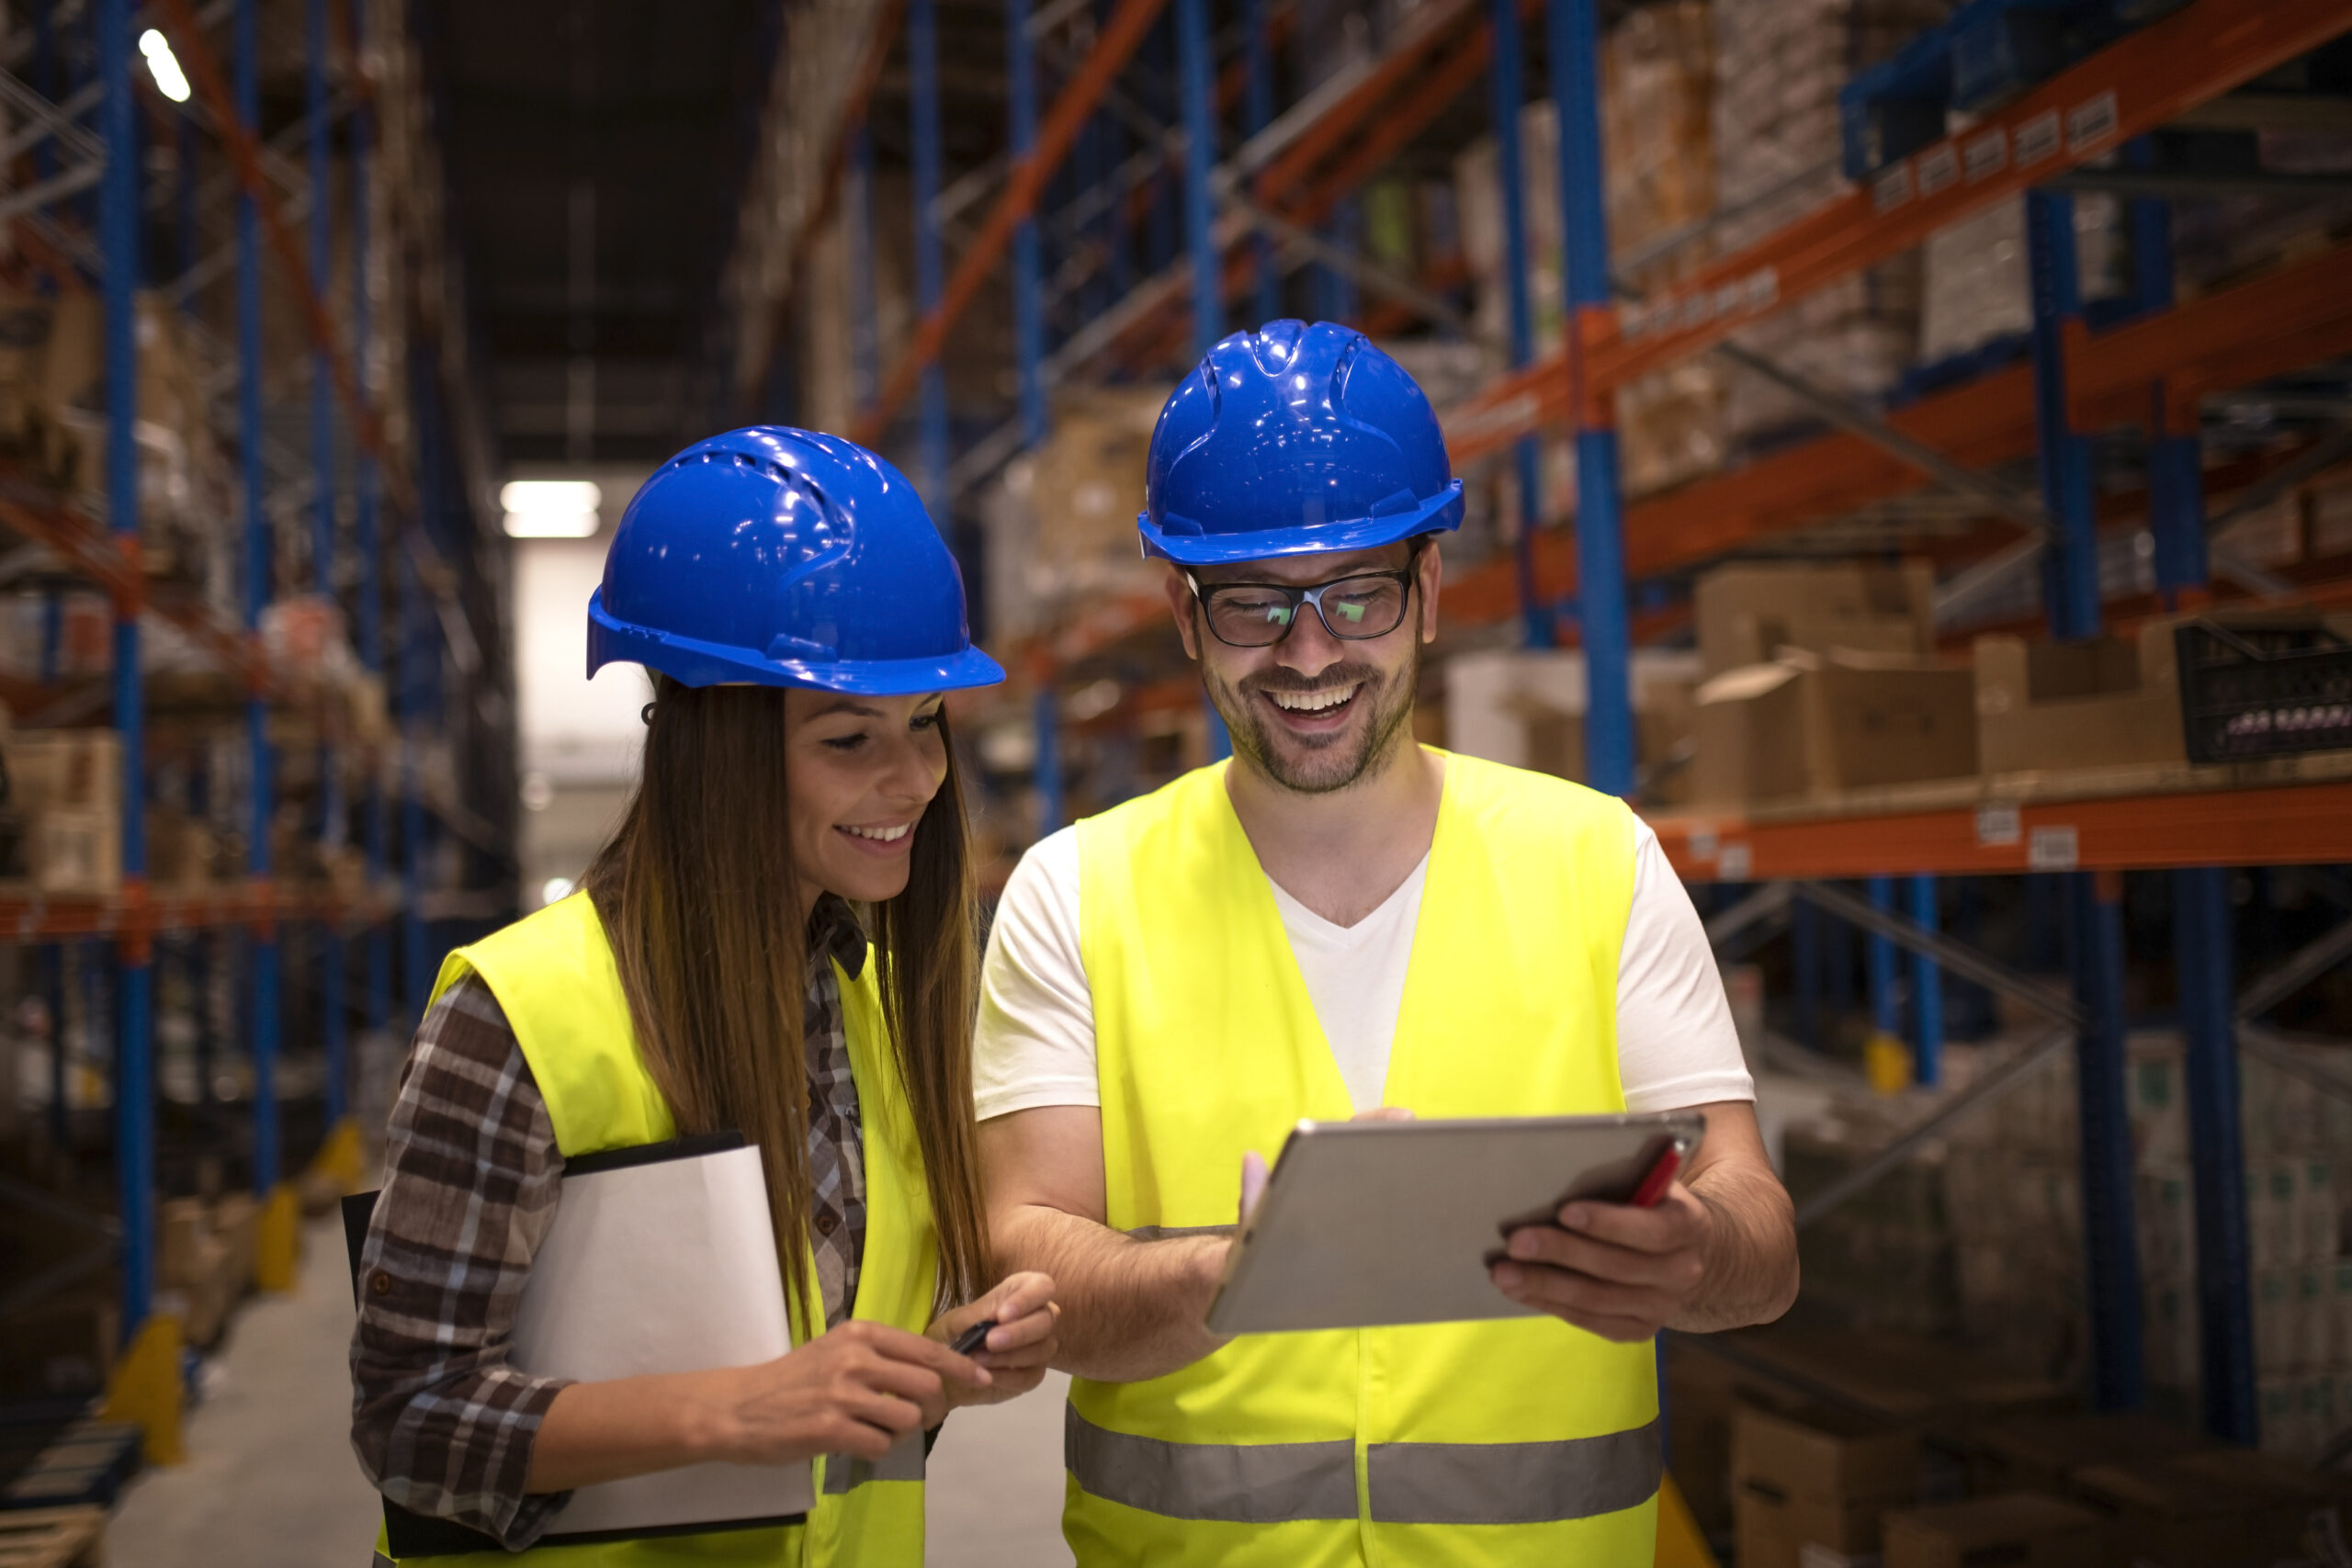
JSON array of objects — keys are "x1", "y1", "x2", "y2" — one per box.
[
  {"x1": 98, "y1": 0, "x2": 153, "y2": 1342},
  {"x1": 1908, "y1": 874, "x2": 1941, "y2": 1087},
  {"x1": 909, "y1": 0, "x2": 949, "y2": 510},
  {"x1": 233, "y1": 0, "x2": 283, "y2": 1201},
  {"x1": 1488, "y1": 0, "x2": 1545, "y2": 649},
  {"x1": 2073, "y1": 871, "x2": 2145, "y2": 1411},
  {"x1": 2176, "y1": 863, "x2": 2256, "y2": 1444},
  {"x1": 1547, "y1": 0, "x2": 1629, "y2": 792},
  {"x1": 1007, "y1": 0, "x2": 1046, "y2": 448}
]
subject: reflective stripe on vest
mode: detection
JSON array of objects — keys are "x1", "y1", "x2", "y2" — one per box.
[
  {"x1": 1066, "y1": 1406, "x2": 1663, "y2": 1527},
  {"x1": 371, "y1": 893, "x2": 937, "y2": 1568},
  {"x1": 1070, "y1": 755, "x2": 1658, "y2": 1564}
]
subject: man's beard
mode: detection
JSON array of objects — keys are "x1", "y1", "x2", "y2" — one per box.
[{"x1": 1205, "y1": 644, "x2": 1421, "y2": 795}]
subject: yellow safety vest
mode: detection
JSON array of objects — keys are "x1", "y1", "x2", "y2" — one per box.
[
  {"x1": 1068, "y1": 753, "x2": 1659, "y2": 1567},
  {"x1": 373, "y1": 892, "x2": 938, "y2": 1568}
]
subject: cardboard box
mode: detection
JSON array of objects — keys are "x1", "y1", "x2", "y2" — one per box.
[
  {"x1": 1883, "y1": 1493, "x2": 2105, "y2": 1568},
  {"x1": 2, "y1": 731, "x2": 123, "y2": 814},
  {"x1": 1736, "y1": 1403, "x2": 1922, "y2": 1506},
  {"x1": 1973, "y1": 623, "x2": 2186, "y2": 773},
  {"x1": 2070, "y1": 1449, "x2": 2352, "y2": 1568},
  {"x1": 1696, "y1": 561, "x2": 1935, "y2": 676},
  {"x1": 1695, "y1": 649, "x2": 1979, "y2": 806},
  {"x1": 1733, "y1": 1402, "x2": 1919, "y2": 1568},
  {"x1": 1962, "y1": 1411, "x2": 2208, "y2": 1496},
  {"x1": 212, "y1": 1190, "x2": 259, "y2": 1292},
  {"x1": 24, "y1": 807, "x2": 120, "y2": 895}
]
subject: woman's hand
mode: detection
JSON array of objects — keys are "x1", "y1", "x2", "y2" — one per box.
[
  {"x1": 927, "y1": 1271, "x2": 1059, "y2": 1410},
  {"x1": 706, "y1": 1319, "x2": 990, "y2": 1466}
]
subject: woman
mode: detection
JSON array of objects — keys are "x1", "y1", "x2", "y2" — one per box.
[{"x1": 352, "y1": 427, "x2": 1057, "y2": 1566}]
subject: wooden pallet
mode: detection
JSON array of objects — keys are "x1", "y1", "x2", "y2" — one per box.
[
  {"x1": 0, "y1": 1421, "x2": 140, "y2": 1511},
  {"x1": 0, "y1": 1507, "x2": 103, "y2": 1568}
]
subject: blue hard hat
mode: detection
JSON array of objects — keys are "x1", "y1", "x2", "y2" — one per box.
[
  {"x1": 1137, "y1": 319, "x2": 1464, "y2": 566},
  {"x1": 587, "y1": 426, "x2": 1004, "y2": 694}
]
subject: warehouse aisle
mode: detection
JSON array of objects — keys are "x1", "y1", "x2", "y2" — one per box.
[
  {"x1": 107, "y1": 1216, "x2": 380, "y2": 1566},
  {"x1": 100, "y1": 1213, "x2": 1073, "y2": 1566}
]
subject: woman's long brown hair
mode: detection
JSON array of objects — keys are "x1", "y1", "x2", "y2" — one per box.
[{"x1": 580, "y1": 675, "x2": 989, "y2": 1336}]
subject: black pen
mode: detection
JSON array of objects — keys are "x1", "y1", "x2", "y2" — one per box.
[{"x1": 950, "y1": 1319, "x2": 996, "y2": 1356}]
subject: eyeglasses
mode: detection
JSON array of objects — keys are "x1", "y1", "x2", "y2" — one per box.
[{"x1": 1184, "y1": 551, "x2": 1422, "y2": 649}]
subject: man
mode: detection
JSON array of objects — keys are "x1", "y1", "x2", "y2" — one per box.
[{"x1": 977, "y1": 320, "x2": 1798, "y2": 1565}]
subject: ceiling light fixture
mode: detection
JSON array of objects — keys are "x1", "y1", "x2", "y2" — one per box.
[
  {"x1": 140, "y1": 29, "x2": 191, "y2": 103},
  {"x1": 501, "y1": 479, "x2": 602, "y2": 538}
]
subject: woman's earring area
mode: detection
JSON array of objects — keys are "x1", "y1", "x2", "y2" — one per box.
[{"x1": 641, "y1": 701, "x2": 657, "y2": 726}]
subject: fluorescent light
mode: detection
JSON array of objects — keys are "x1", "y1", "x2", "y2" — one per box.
[
  {"x1": 140, "y1": 29, "x2": 191, "y2": 103},
  {"x1": 541, "y1": 876, "x2": 575, "y2": 907},
  {"x1": 501, "y1": 479, "x2": 602, "y2": 538}
]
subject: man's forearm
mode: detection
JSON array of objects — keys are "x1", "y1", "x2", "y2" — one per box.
[
  {"x1": 995, "y1": 1204, "x2": 1228, "y2": 1382},
  {"x1": 1671, "y1": 1158, "x2": 1800, "y2": 1333}
]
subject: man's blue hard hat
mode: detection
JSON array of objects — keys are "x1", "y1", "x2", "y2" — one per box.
[
  {"x1": 1137, "y1": 319, "x2": 1464, "y2": 566},
  {"x1": 587, "y1": 426, "x2": 1004, "y2": 694}
]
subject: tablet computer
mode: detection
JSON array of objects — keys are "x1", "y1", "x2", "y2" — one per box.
[{"x1": 1204, "y1": 1111, "x2": 1705, "y2": 1335}]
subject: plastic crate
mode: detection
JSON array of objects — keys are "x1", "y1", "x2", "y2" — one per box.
[{"x1": 2173, "y1": 619, "x2": 2352, "y2": 764}]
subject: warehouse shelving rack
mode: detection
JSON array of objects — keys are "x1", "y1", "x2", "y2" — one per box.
[
  {"x1": 0, "y1": 0, "x2": 515, "y2": 1458},
  {"x1": 742, "y1": 0, "x2": 2352, "y2": 1466}
]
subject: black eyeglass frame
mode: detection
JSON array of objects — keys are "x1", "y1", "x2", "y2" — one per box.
[{"x1": 1182, "y1": 539, "x2": 1430, "y2": 649}]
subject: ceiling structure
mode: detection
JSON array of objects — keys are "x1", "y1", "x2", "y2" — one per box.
[{"x1": 415, "y1": 0, "x2": 781, "y2": 468}]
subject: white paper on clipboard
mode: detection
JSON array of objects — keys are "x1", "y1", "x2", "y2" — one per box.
[{"x1": 511, "y1": 1140, "x2": 815, "y2": 1534}]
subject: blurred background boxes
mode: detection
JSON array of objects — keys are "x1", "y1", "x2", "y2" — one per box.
[
  {"x1": 1881, "y1": 1493, "x2": 2104, "y2": 1568},
  {"x1": 1733, "y1": 1402, "x2": 1921, "y2": 1568},
  {"x1": 1972, "y1": 624, "x2": 2188, "y2": 774},
  {"x1": 1696, "y1": 561, "x2": 1936, "y2": 676},
  {"x1": 1694, "y1": 648, "x2": 1979, "y2": 806}
]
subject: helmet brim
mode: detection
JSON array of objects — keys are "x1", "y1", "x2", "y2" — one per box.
[
  {"x1": 588, "y1": 592, "x2": 1006, "y2": 694},
  {"x1": 1136, "y1": 482, "x2": 1463, "y2": 566}
]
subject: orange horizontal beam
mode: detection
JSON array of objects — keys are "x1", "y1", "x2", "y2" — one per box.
[
  {"x1": 854, "y1": 0, "x2": 1171, "y2": 447},
  {"x1": 1444, "y1": 0, "x2": 2352, "y2": 453},
  {"x1": 1249, "y1": 0, "x2": 1484, "y2": 208},
  {"x1": 1651, "y1": 780, "x2": 2352, "y2": 882},
  {"x1": 1442, "y1": 235, "x2": 2352, "y2": 625}
]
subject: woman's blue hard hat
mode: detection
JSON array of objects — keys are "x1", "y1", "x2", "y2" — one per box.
[
  {"x1": 1137, "y1": 320, "x2": 1464, "y2": 566},
  {"x1": 587, "y1": 426, "x2": 1005, "y2": 695}
]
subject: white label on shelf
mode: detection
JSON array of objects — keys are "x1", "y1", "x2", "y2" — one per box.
[
  {"x1": 1976, "y1": 804, "x2": 2022, "y2": 847},
  {"x1": 1963, "y1": 127, "x2": 2008, "y2": 181},
  {"x1": 2029, "y1": 825, "x2": 2080, "y2": 871},
  {"x1": 1718, "y1": 842, "x2": 1753, "y2": 881},
  {"x1": 1621, "y1": 299, "x2": 1649, "y2": 337},
  {"x1": 1689, "y1": 828, "x2": 1720, "y2": 861},
  {"x1": 2016, "y1": 108, "x2": 2062, "y2": 165},
  {"x1": 1680, "y1": 291, "x2": 1713, "y2": 329},
  {"x1": 1916, "y1": 143, "x2": 1961, "y2": 197},
  {"x1": 1871, "y1": 162, "x2": 1914, "y2": 212},
  {"x1": 1745, "y1": 267, "x2": 1780, "y2": 310},
  {"x1": 1713, "y1": 283, "x2": 1744, "y2": 319},
  {"x1": 2067, "y1": 90, "x2": 2120, "y2": 154}
]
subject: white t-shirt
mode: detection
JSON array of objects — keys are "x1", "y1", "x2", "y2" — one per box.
[{"x1": 974, "y1": 814, "x2": 1753, "y2": 1120}]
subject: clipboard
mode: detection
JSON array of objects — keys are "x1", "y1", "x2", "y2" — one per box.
[
  {"x1": 344, "y1": 1133, "x2": 813, "y2": 1558},
  {"x1": 1204, "y1": 1111, "x2": 1705, "y2": 1335}
]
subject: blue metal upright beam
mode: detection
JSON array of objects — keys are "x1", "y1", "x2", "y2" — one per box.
[
  {"x1": 1866, "y1": 874, "x2": 1900, "y2": 1043},
  {"x1": 908, "y1": 0, "x2": 949, "y2": 515},
  {"x1": 2071, "y1": 871, "x2": 2145, "y2": 1410},
  {"x1": 236, "y1": 0, "x2": 283, "y2": 1199},
  {"x1": 1175, "y1": 0, "x2": 1231, "y2": 764},
  {"x1": 1007, "y1": 0, "x2": 1046, "y2": 450},
  {"x1": 351, "y1": 0, "x2": 390, "y2": 1051},
  {"x1": 2175, "y1": 863, "x2": 2256, "y2": 1442},
  {"x1": 309, "y1": 0, "x2": 347, "y2": 1127},
  {"x1": 1489, "y1": 0, "x2": 1547, "y2": 651},
  {"x1": 849, "y1": 124, "x2": 878, "y2": 412},
  {"x1": 1907, "y1": 874, "x2": 1942, "y2": 1087},
  {"x1": 2026, "y1": 189, "x2": 2100, "y2": 641},
  {"x1": 1243, "y1": 0, "x2": 1277, "y2": 329},
  {"x1": 97, "y1": 0, "x2": 154, "y2": 1338},
  {"x1": 2128, "y1": 142, "x2": 2205, "y2": 603},
  {"x1": 1176, "y1": 0, "x2": 1219, "y2": 363},
  {"x1": 1547, "y1": 0, "x2": 1631, "y2": 793}
]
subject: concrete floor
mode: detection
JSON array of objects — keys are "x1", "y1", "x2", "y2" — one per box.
[{"x1": 105, "y1": 1216, "x2": 1072, "y2": 1566}]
